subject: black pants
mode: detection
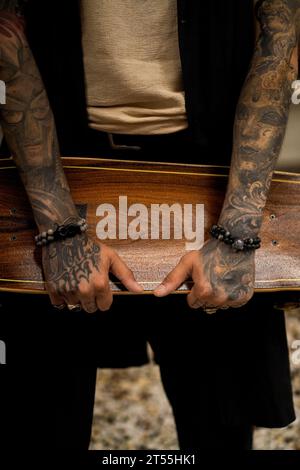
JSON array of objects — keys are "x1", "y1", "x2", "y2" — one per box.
[{"x1": 0, "y1": 292, "x2": 294, "y2": 451}]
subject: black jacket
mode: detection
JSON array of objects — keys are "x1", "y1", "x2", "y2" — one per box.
[{"x1": 24, "y1": 0, "x2": 254, "y2": 163}]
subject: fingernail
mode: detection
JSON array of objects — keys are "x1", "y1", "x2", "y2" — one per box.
[
  {"x1": 154, "y1": 285, "x2": 167, "y2": 297},
  {"x1": 135, "y1": 283, "x2": 144, "y2": 292}
]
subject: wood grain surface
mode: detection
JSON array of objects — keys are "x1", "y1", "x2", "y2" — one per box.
[{"x1": 0, "y1": 156, "x2": 299, "y2": 294}]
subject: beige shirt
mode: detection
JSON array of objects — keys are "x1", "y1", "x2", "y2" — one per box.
[{"x1": 81, "y1": 0, "x2": 188, "y2": 135}]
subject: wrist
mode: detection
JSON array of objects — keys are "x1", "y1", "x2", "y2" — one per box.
[
  {"x1": 34, "y1": 207, "x2": 79, "y2": 232},
  {"x1": 35, "y1": 216, "x2": 87, "y2": 246},
  {"x1": 217, "y1": 211, "x2": 263, "y2": 239},
  {"x1": 27, "y1": 183, "x2": 78, "y2": 232},
  {"x1": 210, "y1": 223, "x2": 261, "y2": 251},
  {"x1": 211, "y1": 239, "x2": 256, "y2": 261}
]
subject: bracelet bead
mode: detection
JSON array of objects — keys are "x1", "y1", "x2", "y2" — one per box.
[
  {"x1": 34, "y1": 218, "x2": 88, "y2": 247},
  {"x1": 210, "y1": 224, "x2": 261, "y2": 251}
]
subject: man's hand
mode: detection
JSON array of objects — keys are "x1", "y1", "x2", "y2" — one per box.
[
  {"x1": 154, "y1": 239, "x2": 255, "y2": 310},
  {"x1": 43, "y1": 235, "x2": 143, "y2": 313}
]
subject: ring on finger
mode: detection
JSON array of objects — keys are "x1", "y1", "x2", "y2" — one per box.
[
  {"x1": 53, "y1": 303, "x2": 66, "y2": 310},
  {"x1": 202, "y1": 304, "x2": 219, "y2": 315},
  {"x1": 67, "y1": 303, "x2": 82, "y2": 312}
]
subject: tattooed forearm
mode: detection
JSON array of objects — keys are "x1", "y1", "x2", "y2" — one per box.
[
  {"x1": 0, "y1": 5, "x2": 78, "y2": 230},
  {"x1": 218, "y1": 0, "x2": 299, "y2": 238}
]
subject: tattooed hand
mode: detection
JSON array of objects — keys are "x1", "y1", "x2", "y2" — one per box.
[
  {"x1": 43, "y1": 235, "x2": 143, "y2": 313},
  {"x1": 154, "y1": 240, "x2": 254, "y2": 309}
]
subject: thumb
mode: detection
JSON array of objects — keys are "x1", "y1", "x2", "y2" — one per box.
[{"x1": 154, "y1": 258, "x2": 191, "y2": 297}]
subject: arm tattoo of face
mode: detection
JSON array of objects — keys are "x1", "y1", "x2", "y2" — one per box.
[
  {"x1": 219, "y1": 0, "x2": 299, "y2": 238},
  {"x1": 0, "y1": 3, "x2": 78, "y2": 230},
  {"x1": 43, "y1": 234, "x2": 101, "y2": 294}
]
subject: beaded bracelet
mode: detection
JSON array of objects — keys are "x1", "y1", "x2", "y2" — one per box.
[
  {"x1": 35, "y1": 217, "x2": 88, "y2": 246},
  {"x1": 210, "y1": 224, "x2": 261, "y2": 251}
]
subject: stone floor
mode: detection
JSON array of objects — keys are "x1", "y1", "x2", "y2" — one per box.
[{"x1": 90, "y1": 308, "x2": 300, "y2": 450}]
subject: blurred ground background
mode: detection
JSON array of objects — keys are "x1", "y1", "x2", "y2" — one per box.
[{"x1": 90, "y1": 307, "x2": 300, "y2": 450}]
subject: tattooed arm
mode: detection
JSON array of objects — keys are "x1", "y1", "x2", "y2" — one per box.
[
  {"x1": 218, "y1": 0, "x2": 299, "y2": 237},
  {"x1": 0, "y1": 2, "x2": 142, "y2": 312},
  {"x1": 155, "y1": 0, "x2": 299, "y2": 308}
]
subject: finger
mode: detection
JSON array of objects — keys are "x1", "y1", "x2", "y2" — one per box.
[
  {"x1": 154, "y1": 258, "x2": 191, "y2": 297},
  {"x1": 47, "y1": 289, "x2": 66, "y2": 309},
  {"x1": 110, "y1": 252, "x2": 143, "y2": 293},
  {"x1": 63, "y1": 290, "x2": 82, "y2": 311},
  {"x1": 186, "y1": 284, "x2": 211, "y2": 309},
  {"x1": 96, "y1": 289, "x2": 113, "y2": 312},
  {"x1": 226, "y1": 289, "x2": 254, "y2": 309},
  {"x1": 78, "y1": 286, "x2": 98, "y2": 314},
  {"x1": 187, "y1": 283, "x2": 227, "y2": 310},
  {"x1": 94, "y1": 277, "x2": 113, "y2": 311},
  {"x1": 80, "y1": 297, "x2": 98, "y2": 314},
  {"x1": 227, "y1": 298, "x2": 250, "y2": 309},
  {"x1": 187, "y1": 286, "x2": 204, "y2": 309}
]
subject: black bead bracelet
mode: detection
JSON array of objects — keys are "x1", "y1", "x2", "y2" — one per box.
[
  {"x1": 210, "y1": 224, "x2": 261, "y2": 251},
  {"x1": 35, "y1": 217, "x2": 88, "y2": 246}
]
